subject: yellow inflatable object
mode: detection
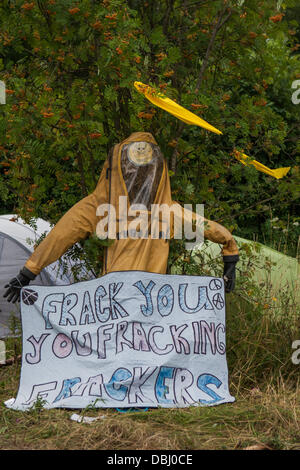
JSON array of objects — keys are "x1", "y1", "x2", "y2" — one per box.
[
  {"x1": 235, "y1": 152, "x2": 291, "y2": 180},
  {"x1": 134, "y1": 81, "x2": 222, "y2": 135},
  {"x1": 134, "y1": 81, "x2": 291, "y2": 179}
]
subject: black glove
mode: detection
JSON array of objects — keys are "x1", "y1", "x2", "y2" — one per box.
[
  {"x1": 223, "y1": 255, "x2": 239, "y2": 293},
  {"x1": 3, "y1": 267, "x2": 36, "y2": 303}
]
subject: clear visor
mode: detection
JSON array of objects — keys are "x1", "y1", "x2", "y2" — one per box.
[{"x1": 121, "y1": 142, "x2": 164, "y2": 209}]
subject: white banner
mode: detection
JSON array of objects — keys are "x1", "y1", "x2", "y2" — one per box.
[{"x1": 5, "y1": 271, "x2": 235, "y2": 411}]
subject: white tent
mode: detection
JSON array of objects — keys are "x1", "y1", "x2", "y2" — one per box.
[{"x1": 0, "y1": 215, "x2": 92, "y2": 338}]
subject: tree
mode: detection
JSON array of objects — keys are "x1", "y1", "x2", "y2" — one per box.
[{"x1": 0, "y1": 0, "x2": 299, "y2": 262}]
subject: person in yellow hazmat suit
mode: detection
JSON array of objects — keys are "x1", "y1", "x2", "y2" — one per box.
[{"x1": 3, "y1": 132, "x2": 239, "y2": 303}]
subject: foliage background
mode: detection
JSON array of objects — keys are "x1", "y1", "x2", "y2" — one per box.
[
  {"x1": 0, "y1": 2, "x2": 299, "y2": 450},
  {"x1": 0, "y1": 0, "x2": 299, "y2": 260}
]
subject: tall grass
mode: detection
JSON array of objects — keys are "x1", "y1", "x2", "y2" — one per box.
[{"x1": 226, "y1": 294, "x2": 299, "y2": 394}]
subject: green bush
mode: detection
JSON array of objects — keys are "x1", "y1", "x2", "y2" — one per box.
[{"x1": 0, "y1": 0, "x2": 299, "y2": 255}]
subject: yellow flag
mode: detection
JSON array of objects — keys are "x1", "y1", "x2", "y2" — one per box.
[
  {"x1": 234, "y1": 152, "x2": 291, "y2": 180},
  {"x1": 134, "y1": 81, "x2": 291, "y2": 179},
  {"x1": 134, "y1": 81, "x2": 222, "y2": 135}
]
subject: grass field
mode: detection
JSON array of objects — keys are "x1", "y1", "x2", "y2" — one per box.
[{"x1": 0, "y1": 362, "x2": 299, "y2": 450}]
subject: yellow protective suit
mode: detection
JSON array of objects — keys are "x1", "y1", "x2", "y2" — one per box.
[{"x1": 24, "y1": 132, "x2": 238, "y2": 277}]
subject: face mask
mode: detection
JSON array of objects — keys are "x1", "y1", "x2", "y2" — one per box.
[
  {"x1": 121, "y1": 141, "x2": 164, "y2": 210},
  {"x1": 127, "y1": 141, "x2": 153, "y2": 165}
]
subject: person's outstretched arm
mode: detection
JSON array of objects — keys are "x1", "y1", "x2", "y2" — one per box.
[
  {"x1": 3, "y1": 159, "x2": 109, "y2": 302},
  {"x1": 171, "y1": 202, "x2": 239, "y2": 292}
]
